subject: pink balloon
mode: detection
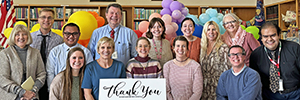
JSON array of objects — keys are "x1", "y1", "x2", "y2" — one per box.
[
  {"x1": 171, "y1": 22, "x2": 178, "y2": 31},
  {"x1": 165, "y1": 25, "x2": 174, "y2": 35},
  {"x1": 139, "y1": 21, "x2": 149, "y2": 33},
  {"x1": 142, "y1": 32, "x2": 147, "y2": 38},
  {"x1": 149, "y1": 13, "x2": 162, "y2": 22},
  {"x1": 162, "y1": 14, "x2": 172, "y2": 25},
  {"x1": 178, "y1": 15, "x2": 186, "y2": 23},
  {"x1": 172, "y1": 10, "x2": 182, "y2": 19},
  {"x1": 166, "y1": 32, "x2": 177, "y2": 41}
]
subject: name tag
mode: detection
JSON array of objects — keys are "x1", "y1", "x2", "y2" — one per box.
[
  {"x1": 112, "y1": 51, "x2": 118, "y2": 59},
  {"x1": 279, "y1": 79, "x2": 284, "y2": 91}
]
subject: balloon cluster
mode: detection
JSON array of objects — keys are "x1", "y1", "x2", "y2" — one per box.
[
  {"x1": 161, "y1": 0, "x2": 188, "y2": 24},
  {"x1": 199, "y1": 8, "x2": 226, "y2": 34}
]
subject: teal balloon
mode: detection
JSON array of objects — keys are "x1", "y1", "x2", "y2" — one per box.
[
  {"x1": 240, "y1": 25, "x2": 246, "y2": 30},
  {"x1": 209, "y1": 17, "x2": 220, "y2": 24},
  {"x1": 245, "y1": 26, "x2": 260, "y2": 39},
  {"x1": 206, "y1": 8, "x2": 218, "y2": 17},
  {"x1": 186, "y1": 14, "x2": 200, "y2": 25},
  {"x1": 199, "y1": 13, "x2": 210, "y2": 24},
  {"x1": 217, "y1": 13, "x2": 224, "y2": 22}
]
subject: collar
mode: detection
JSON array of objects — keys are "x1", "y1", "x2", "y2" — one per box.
[
  {"x1": 107, "y1": 24, "x2": 121, "y2": 32},
  {"x1": 37, "y1": 29, "x2": 52, "y2": 37},
  {"x1": 231, "y1": 64, "x2": 247, "y2": 76},
  {"x1": 63, "y1": 43, "x2": 80, "y2": 51},
  {"x1": 135, "y1": 55, "x2": 151, "y2": 63}
]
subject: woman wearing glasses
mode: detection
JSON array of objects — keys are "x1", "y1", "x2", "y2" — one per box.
[
  {"x1": 221, "y1": 13, "x2": 260, "y2": 66},
  {"x1": 200, "y1": 21, "x2": 231, "y2": 100}
]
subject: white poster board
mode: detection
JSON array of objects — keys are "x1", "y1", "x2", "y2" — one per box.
[{"x1": 99, "y1": 79, "x2": 166, "y2": 100}]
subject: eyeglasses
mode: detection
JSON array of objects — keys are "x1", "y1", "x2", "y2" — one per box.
[
  {"x1": 39, "y1": 16, "x2": 54, "y2": 20},
  {"x1": 63, "y1": 32, "x2": 79, "y2": 37},
  {"x1": 228, "y1": 53, "x2": 245, "y2": 58},
  {"x1": 223, "y1": 20, "x2": 237, "y2": 25}
]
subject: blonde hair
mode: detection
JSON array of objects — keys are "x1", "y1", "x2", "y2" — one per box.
[
  {"x1": 38, "y1": 8, "x2": 55, "y2": 17},
  {"x1": 96, "y1": 37, "x2": 115, "y2": 53},
  {"x1": 200, "y1": 21, "x2": 224, "y2": 64},
  {"x1": 7, "y1": 25, "x2": 32, "y2": 46}
]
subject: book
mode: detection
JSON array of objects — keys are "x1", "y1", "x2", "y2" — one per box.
[{"x1": 21, "y1": 76, "x2": 35, "y2": 91}]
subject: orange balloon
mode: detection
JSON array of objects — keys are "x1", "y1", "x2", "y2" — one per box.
[
  {"x1": 97, "y1": 16, "x2": 105, "y2": 27},
  {"x1": 78, "y1": 38, "x2": 90, "y2": 47}
]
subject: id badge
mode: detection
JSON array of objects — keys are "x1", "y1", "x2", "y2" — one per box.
[
  {"x1": 112, "y1": 51, "x2": 118, "y2": 59},
  {"x1": 278, "y1": 79, "x2": 284, "y2": 91}
]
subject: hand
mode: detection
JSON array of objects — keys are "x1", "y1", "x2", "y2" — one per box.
[
  {"x1": 20, "y1": 97, "x2": 30, "y2": 100},
  {"x1": 23, "y1": 90, "x2": 36, "y2": 99}
]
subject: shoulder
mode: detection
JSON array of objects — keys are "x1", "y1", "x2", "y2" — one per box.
[
  {"x1": 163, "y1": 60, "x2": 174, "y2": 67},
  {"x1": 126, "y1": 58, "x2": 137, "y2": 65},
  {"x1": 244, "y1": 67, "x2": 260, "y2": 78},
  {"x1": 30, "y1": 31, "x2": 39, "y2": 35},
  {"x1": 50, "y1": 72, "x2": 64, "y2": 88},
  {"x1": 49, "y1": 44, "x2": 64, "y2": 53},
  {"x1": 94, "y1": 25, "x2": 107, "y2": 32},
  {"x1": 188, "y1": 60, "x2": 201, "y2": 69},
  {"x1": 85, "y1": 60, "x2": 98, "y2": 69},
  {"x1": 28, "y1": 46, "x2": 40, "y2": 52},
  {"x1": 219, "y1": 70, "x2": 231, "y2": 79},
  {"x1": 113, "y1": 59, "x2": 125, "y2": 66},
  {"x1": 77, "y1": 44, "x2": 91, "y2": 52},
  {"x1": 251, "y1": 45, "x2": 263, "y2": 54}
]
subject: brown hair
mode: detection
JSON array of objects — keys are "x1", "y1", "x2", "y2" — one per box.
[
  {"x1": 38, "y1": 8, "x2": 55, "y2": 17},
  {"x1": 136, "y1": 37, "x2": 151, "y2": 47},
  {"x1": 62, "y1": 47, "x2": 86, "y2": 100},
  {"x1": 146, "y1": 17, "x2": 166, "y2": 39}
]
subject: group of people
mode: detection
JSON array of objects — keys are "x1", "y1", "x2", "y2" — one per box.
[{"x1": 0, "y1": 3, "x2": 300, "y2": 100}]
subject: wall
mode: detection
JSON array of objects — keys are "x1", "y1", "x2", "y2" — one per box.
[{"x1": 264, "y1": 0, "x2": 287, "y2": 5}]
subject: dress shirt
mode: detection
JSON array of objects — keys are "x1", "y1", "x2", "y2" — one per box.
[
  {"x1": 87, "y1": 24, "x2": 138, "y2": 65},
  {"x1": 46, "y1": 43, "x2": 93, "y2": 88}
]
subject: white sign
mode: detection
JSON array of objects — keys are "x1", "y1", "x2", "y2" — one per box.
[{"x1": 99, "y1": 79, "x2": 166, "y2": 100}]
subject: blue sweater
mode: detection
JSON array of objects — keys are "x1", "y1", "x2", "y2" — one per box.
[{"x1": 216, "y1": 67, "x2": 262, "y2": 100}]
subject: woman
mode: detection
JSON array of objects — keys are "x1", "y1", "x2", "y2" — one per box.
[
  {"x1": 164, "y1": 36, "x2": 203, "y2": 100},
  {"x1": 146, "y1": 17, "x2": 173, "y2": 66},
  {"x1": 81, "y1": 37, "x2": 126, "y2": 100},
  {"x1": 200, "y1": 21, "x2": 231, "y2": 100},
  {"x1": 0, "y1": 25, "x2": 46, "y2": 100},
  {"x1": 126, "y1": 37, "x2": 162, "y2": 78},
  {"x1": 171, "y1": 18, "x2": 201, "y2": 62},
  {"x1": 49, "y1": 47, "x2": 86, "y2": 100},
  {"x1": 221, "y1": 13, "x2": 260, "y2": 66}
]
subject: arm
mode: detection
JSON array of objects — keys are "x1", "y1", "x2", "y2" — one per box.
[
  {"x1": 163, "y1": 64, "x2": 173, "y2": 100},
  {"x1": 32, "y1": 52, "x2": 46, "y2": 93},
  {"x1": 238, "y1": 71, "x2": 262, "y2": 100},
  {"x1": 247, "y1": 33, "x2": 260, "y2": 51},
  {"x1": 126, "y1": 62, "x2": 134, "y2": 78},
  {"x1": 120, "y1": 63, "x2": 127, "y2": 78},
  {"x1": 87, "y1": 30, "x2": 98, "y2": 59},
  {"x1": 130, "y1": 30, "x2": 138, "y2": 58},
  {"x1": 46, "y1": 50, "x2": 57, "y2": 88},
  {"x1": 157, "y1": 62, "x2": 163, "y2": 78},
  {"x1": 85, "y1": 49, "x2": 94, "y2": 64},
  {"x1": 189, "y1": 66, "x2": 203, "y2": 100},
  {"x1": 83, "y1": 89, "x2": 95, "y2": 100},
  {"x1": 216, "y1": 74, "x2": 228, "y2": 100},
  {"x1": 49, "y1": 75, "x2": 62, "y2": 100}
]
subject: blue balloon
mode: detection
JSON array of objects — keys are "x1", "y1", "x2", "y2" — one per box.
[
  {"x1": 218, "y1": 23, "x2": 226, "y2": 34},
  {"x1": 209, "y1": 17, "x2": 220, "y2": 24},
  {"x1": 186, "y1": 14, "x2": 200, "y2": 25},
  {"x1": 206, "y1": 8, "x2": 218, "y2": 18},
  {"x1": 199, "y1": 13, "x2": 210, "y2": 24},
  {"x1": 176, "y1": 24, "x2": 203, "y2": 38},
  {"x1": 217, "y1": 13, "x2": 224, "y2": 22}
]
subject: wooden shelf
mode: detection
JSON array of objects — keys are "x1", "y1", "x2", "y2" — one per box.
[{"x1": 266, "y1": 18, "x2": 278, "y2": 21}]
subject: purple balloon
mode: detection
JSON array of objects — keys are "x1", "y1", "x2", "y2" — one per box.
[
  {"x1": 172, "y1": 18, "x2": 177, "y2": 22},
  {"x1": 181, "y1": 8, "x2": 188, "y2": 16},
  {"x1": 172, "y1": 10, "x2": 182, "y2": 19},
  {"x1": 160, "y1": 8, "x2": 172, "y2": 16},
  {"x1": 170, "y1": 1, "x2": 182, "y2": 11},
  {"x1": 178, "y1": 15, "x2": 186, "y2": 23},
  {"x1": 162, "y1": 0, "x2": 173, "y2": 8},
  {"x1": 180, "y1": 2, "x2": 184, "y2": 8}
]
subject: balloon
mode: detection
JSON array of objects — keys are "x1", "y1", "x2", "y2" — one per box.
[
  {"x1": 162, "y1": 14, "x2": 172, "y2": 25},
  {"x1": 165, "y1": 25, "x2": 174, "y2": 35},
  {"x1": 31, "y1": 23, "x2": 40, "y2": 32},
  {"x1": 149, "y1": 13, "x2": 161, "y2": 22},
  {"x1": 172, "y1": 10, "x2": 182, "y2": 20},
  {"x1": 138, "y1": 21, "x2": 149, "y2": 33},
  {"x1": 142, "y1": 32, "x2": 147, "y2": 38},
  {"x1": 51, "y1": 29, "x2": 63, "y2": 37},
  {"x1": 14, "y1": 21, "x2": 27, "y2": 27},
  {"x1": 209, "y1": 17, "x2": 220, "y2": 24},
  {"x1": 68, "y1": 11, "x2": 97, "y2": 40},
  {"x1": 162, "y1": 0, "x2": 173, "y2": 8},
  {"x1": 96, "y1": 16, "x2": 105, "y2": 27},
  {"x1": 186, "y1": 14, "x2": 200, "y2": 25},
  {"x1": 134, "y1": 30, "x2": 143, "y2": 38},
  {"x1": 240, "y1": 25, "x2": 246, "y2": 30},
  {"x1": 181, "y1": 8, "x2": 188, "y2": 16},
  {"x1": 170, "y1": 1, "x2": 182, "y2": 11},
  {"x1": 78, "y1": 38, "x2": 90, "y2": 47},
  {"x1": 217, "y1": 13, "x2": 224, "y2": 22},
  {"x1": 245, "y1": 26, "x2": 260, "y2": 39},
  {"x1": 178, "y1": 15, "x2": 185, "y2": 24},
  {"x1": 160, "y1": 8, "x2": 172, "y2": 16},
  {"x1": 199, "y1": 13, "x2": 210, "y2": 24},
  {"x1": 166, "y1": 32, "x2": 177, "y2": 41},
  {"x1": 206, "y1": 8, "x2": 218, "y2": 18},
  {"x1": 171, "y1": 22, "x2": 178, "y2": 32},
  {"x1": 3, "y1": 28, "x2": 13, "y2": 38},
  {"x1": 219, "y1": 23, "x2": 226, "y2": 34}
]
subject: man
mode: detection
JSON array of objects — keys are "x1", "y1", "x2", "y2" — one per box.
[
  {"x1": 46, "y1": 23, "x2": 93, "y2": 88},
  {"x1": 217, "y1": 45, "x2": 262, "y2": 100},
  {"x1": 250, "y1": 22, "x2": 300, "y2": 99},
  {"x1": 88, "y1": 3, "x2": 138, "y2": 65},
  {"x1": 30, "y1": 8, "x2": 63, "y2": 100}
]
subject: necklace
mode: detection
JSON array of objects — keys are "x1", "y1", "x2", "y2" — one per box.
[
  {"x1": 138, "y1": 60, "x2": 150, "y2": 70},
  {"x1": 152, "y1": 39, "x2": 162, "y2": 59},
  {"x1": 175, "y1": 57, "x2": 189, "y2": 62}
]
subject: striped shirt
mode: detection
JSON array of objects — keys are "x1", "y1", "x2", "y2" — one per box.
[{"x1": 126, "y1": 55, "x2": 162, "y2": 78}]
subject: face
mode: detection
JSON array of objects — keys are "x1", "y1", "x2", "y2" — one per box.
[
  {"x1": 70, "y1": 51, "x2": 85, "y2": 70},
  {"x1": 150, "y1": 22, "x2": 164, "y2": 39},
  {"x1": 261, "y1": 27, "x2": 280, "y2": 50},
  {"x1": 136, "y1": 39, "x2": 151, "y2": 58},
  {"x1": 206, "y1": 25, "x2": 218, "y2": 41},
  {"x1": 181, "y1": 20, "x2": 195, "y2": 37},
  {"x1": 223, "y1": 16, "x2": 239, "y2": 33},
  {"x1": 98, "y1": 42, "x2": 114, "y2": 59},
  {"x1": 14, "y1": 31, "x2": 28, "y2": 48},
  {"x1": 228, "y1": 47, "x2": 245, "y2": 68},
  {"x1": 105, "y1": 6, "x2": 122, "y2": 27},
  {"x1": 38, "y1": 11, "x2": 54, "y2": 30},
  {"x1": 174, "y1": 40, "x2": 188, "y2": 58},
  {"x1": 63, "y1": 26, "x2": 80, "y2": 47}
]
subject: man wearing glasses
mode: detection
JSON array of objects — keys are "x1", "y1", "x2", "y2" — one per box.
[
  {"x1": 250, "y1": 22, "x2": 300, "y2": 99},
  {"x1": 46, "y1": 23, "x2": 93, "y2": 90},
  {"x1": 217, "y1": 45, "x2": 262, "y2": 100},
  {"x1": 30, "y1": 8, "x2": 63, "y2": 100}
]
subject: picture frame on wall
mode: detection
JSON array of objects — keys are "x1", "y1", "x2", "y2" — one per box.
[
  {"x1": 121, "y1": 11, "x2": 126, "y2": 26},
  {"x1": 90, "y1": 0, "x2": 116, "y2": 2}
]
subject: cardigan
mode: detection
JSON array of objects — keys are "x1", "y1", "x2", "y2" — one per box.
[{"x1": 0, "y1": 46, "x2": 46, "y2": 100}]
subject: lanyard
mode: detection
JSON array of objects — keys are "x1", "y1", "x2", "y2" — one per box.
[
  {"x1": 152, "y1": 39, "x2": 162, "y2": 59},
  {"x1": 264, "y1": 41, "x2": 281, "y2": 76}
]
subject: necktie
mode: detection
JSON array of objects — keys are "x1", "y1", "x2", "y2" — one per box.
[
  {"x1": 40, "y1": 35, "x2": 47, "y2": 64},
  {"x1": 110, "y1": 29, "x2": 115, "y2": 39},
  {"x1": 269, "y1": 51, "x2": 279, "y2": 93}
]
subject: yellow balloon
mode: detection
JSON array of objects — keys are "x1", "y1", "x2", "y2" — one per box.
[
  {"x1": 14, "y1": 21, "x2": 27, "y2": 27},
  {"x1": 31, "y1": 23, "x2": 40, "y2": 32},
  {"x1": 51, "y1": 29, "x2": 63, "y2": 38},
  {"x1": 68, "y1": 11, "x2": 97, "y2": 40},
  {"x1": 3, "y1": 28, "x2": 13, "y2": 38}
]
